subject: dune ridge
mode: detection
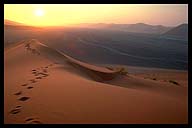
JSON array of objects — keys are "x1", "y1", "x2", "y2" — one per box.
[{"x1": 22, "y1": 39, "x2": 125, "y2": 82}]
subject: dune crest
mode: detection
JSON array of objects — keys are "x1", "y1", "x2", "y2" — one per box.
[{"x1": 23, "y1": 39, "x2": 125, "y2": 82}]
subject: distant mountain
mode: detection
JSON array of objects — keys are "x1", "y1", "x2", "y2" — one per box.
[
  {"x1": 4, "y1": 19, "x2": 25, "y2": 26},
  {"x1": 76, "y1": 23, "x2": 172, "y2": 34},
  {"x1": 4, "y1": 19, "x2": 41, "y2": 30},
  {"x1": 125, "y1": 23, "x2": 172, "y2": 34},
  {"x1": 162, "y1": 24, "x2": 188, "y2": 40}
]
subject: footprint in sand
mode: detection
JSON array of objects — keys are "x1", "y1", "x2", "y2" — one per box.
[
  {"x1": 42, "y1": 73, "x2": 49, "y2": 76},
  {"x1": 9, "y1": 106, "x2": 22, "y2": 115},
  {"x1": 32, "y1": 71, "x2": 38, "y2": 74},
  {"x1": 27, "y1": 86, "x2": 33, "y2": 89},
  {"x1": 36, "y1": 72, "x2": 48, "y2": 77},
  {"x1": 21, "y1": 83, "x2": 28, "y2": 86},
  {"x1": 18, "y1": 96, "x2": 30, "y2": 101},
  {"x1": 30, "y1": 67, "x2": 50, "y2": 81},
  {"x1": 25, "y1": 117, "x2": 42, "y2": 124},
  {"x1": 34, "y1": 73, "x2": 40, "y2": 76},
  {"x1": 42, "y1": 74, "x2": 49, "y2": 77},
  {"x1": 36, "y1": 77, "x2": 42, "y2": 79},
  {"x1": 32, "y1": 71, "x2": 39, "y2": 74},
  {"x1": 42, "y1": 69, "x2": 47, "y2": 73},
  {"x1": 29, "y1": 79, "x2": 37, "y2": 83},
  {"x1": 15, "y1": 105, "x2": 22, "y2": 108},
  {"x1": 14, "y1": 91, "x2": 22, "y2": 96},
  {"x1": 9, "y1": 109, "x2": 21, "y2": 114}
]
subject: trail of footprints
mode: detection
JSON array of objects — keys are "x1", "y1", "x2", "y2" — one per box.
[
  {"x1": 25, "y1": 117, "x2": 42, "y2": 124},
  {"x1": 25, "y1": 43, "x2": 40, "y2": 55},
  {"x1": 9, "y1": 62, "x2": 58, "y2": 124}
]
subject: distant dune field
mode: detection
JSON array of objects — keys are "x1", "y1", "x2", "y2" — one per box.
[{"x1": 4, "y1": 27, "x2": 188, "y2": 70}]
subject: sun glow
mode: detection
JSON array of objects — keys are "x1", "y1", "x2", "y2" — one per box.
[
  {"x1": 34, "y1": 9, "x2": 44, "y2": 17},
  {"x1": 4, "y1": 4, "x2": 188, "y2": 27}
]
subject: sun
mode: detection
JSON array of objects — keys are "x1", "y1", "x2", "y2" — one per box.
[{"x1": 34, "y1": 9, "x2": 45, "y2": 17}]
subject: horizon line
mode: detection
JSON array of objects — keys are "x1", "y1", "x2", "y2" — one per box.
[{"x1": 4, "y1": 19, "x2": 188, "y2": 28}]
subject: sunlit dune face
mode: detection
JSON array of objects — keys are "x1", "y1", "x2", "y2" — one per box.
[{"x1": 34, "y1": 9, "x2": 44, "y2": 17}]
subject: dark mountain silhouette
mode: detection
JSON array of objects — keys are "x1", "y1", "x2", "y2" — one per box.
[
  {"x1": 123, "y1": 23, "x2": 172, "y2": 34},
  {"x1": 162, "y1": 24, "x2": 188, "y2": 40},
  {"x1": 76, "y1": 23, "x2": 172, "y2": 34}
]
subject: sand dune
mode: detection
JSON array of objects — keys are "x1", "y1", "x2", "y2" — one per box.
[
  {"x1": 24, "y1": 39, "x2": 124, "y2": 82},
  {"x1": 4, "y1": 39, "x2": 188, "y2": 124}
]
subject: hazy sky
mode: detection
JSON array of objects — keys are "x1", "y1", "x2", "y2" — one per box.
[{"x1": 4, "y1": 4, "x2": 188, "y2": 27}]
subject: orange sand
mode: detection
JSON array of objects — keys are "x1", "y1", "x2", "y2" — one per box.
[{"x1": 4, "y1": 39, "x2": 188, "y2": 124}]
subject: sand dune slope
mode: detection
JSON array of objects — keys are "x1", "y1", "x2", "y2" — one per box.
[
  {"x1": 4, "y1": 39, "x2": 188, "y2": 124},
  {"x1": 24, "y1": 39, "x2": 123, "y2": 81}
]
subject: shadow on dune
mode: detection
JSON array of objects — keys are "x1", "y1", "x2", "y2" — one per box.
[
  {"x1": 53, "y1": 66, "x2": 93, "y2": 81},
  {"x1": 104, "y1": 75, "x2": 160, "y2": 90},
  {"x1": 22, "y1": 39, "x2": 182, "y2": 94},
  {"x1": 54, "y1": 65, "x2": 160, "y2": 91},
  {"x1": 7, "y1": 39, "x2": 184, "y2": 97},
  {"x1": 24, "y1": 39, "x2": 121, "y2": 82},
  {"x1": 103, "y1": 74, "x2": 185, "y2": 98}
]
